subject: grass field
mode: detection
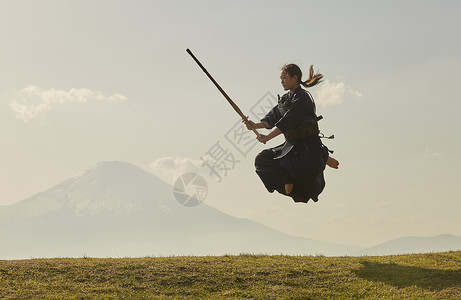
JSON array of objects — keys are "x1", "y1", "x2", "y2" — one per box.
[{"x1": 1, "y1": 251, "x2": 460, "y2": 299}]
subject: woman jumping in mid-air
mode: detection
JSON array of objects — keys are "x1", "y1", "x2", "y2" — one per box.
[{"x1": 245, "y1": 64, "x2": 339, "y2": 203}]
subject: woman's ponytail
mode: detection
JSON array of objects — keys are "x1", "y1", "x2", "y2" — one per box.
[{"x1": 301, "y1": 65, "x2": 323, "y2": 88}]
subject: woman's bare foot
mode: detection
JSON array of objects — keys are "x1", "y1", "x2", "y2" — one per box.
[
  {"x1": 285, "y1": 183, "x2": 294, "y2": 194},
  {"x1": 327, "y1": 156, "x2": 339, "y2": 169}
]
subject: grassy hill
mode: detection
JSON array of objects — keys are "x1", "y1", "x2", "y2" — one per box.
[{"x1": 1, "y1": 252, "x2": 460, "y2": 299}]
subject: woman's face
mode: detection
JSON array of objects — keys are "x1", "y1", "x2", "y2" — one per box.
[{"x1": 280, "y1": 71, "x2": 298, "y2": 91}]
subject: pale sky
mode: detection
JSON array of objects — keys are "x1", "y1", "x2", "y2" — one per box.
[{"x1": 1, "y1": 0, "x2": 460, "y2": 247}]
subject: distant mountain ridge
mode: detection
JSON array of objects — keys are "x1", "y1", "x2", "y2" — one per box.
[
  {"x1": 354, "y1": 234, "x2": 461, "y2": 256},
  {"x1": 0, "y1": 161, "x2": 361, "y2": 259},
  {"x1": 3, "y1": 161, "x2": 459, "y2": 259}
]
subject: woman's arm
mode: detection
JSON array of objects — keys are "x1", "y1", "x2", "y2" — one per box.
[
  {"x1": 244, "y1": 119, "x2": 280, "y2": 144},
  {"x1": 244, "y1": 120, "x2": 270, "y2": 130},
  {"x1": 257, "y1": 127, "x2": 282, "y2": 144}
]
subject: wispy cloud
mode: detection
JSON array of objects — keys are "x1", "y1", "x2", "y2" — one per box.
[
  {"x1": 314, "y1": 80, "x2": 362, "y2": 107},
  {"x1": 9, "y1": 86, "x2": 128, "y2": 122},
  {"x1": 150, "y1": 157, "x2": 209, "y2": 184},
  {"x1": 422, "y1": 148, "x2": 443, "y2": 158}
]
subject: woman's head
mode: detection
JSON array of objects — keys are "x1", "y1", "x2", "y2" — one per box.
[{"x1": 280, "y1": 64, "x2": 323, "y2": 91}]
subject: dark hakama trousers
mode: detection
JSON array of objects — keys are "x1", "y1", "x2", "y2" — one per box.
[{"x1": 255, "y1": 136, "x2": 327, "y2": 203}]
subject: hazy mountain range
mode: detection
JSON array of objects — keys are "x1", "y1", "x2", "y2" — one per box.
[
  {"x1": 353, "y1": 234, "x2": 461, "y2": 256},
  {"x1": 0, "y1": 161, "x2": 361, "y2": 259},
  {"x1": 1, "y1": 161, "x2": 460, "y2": 260}
]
